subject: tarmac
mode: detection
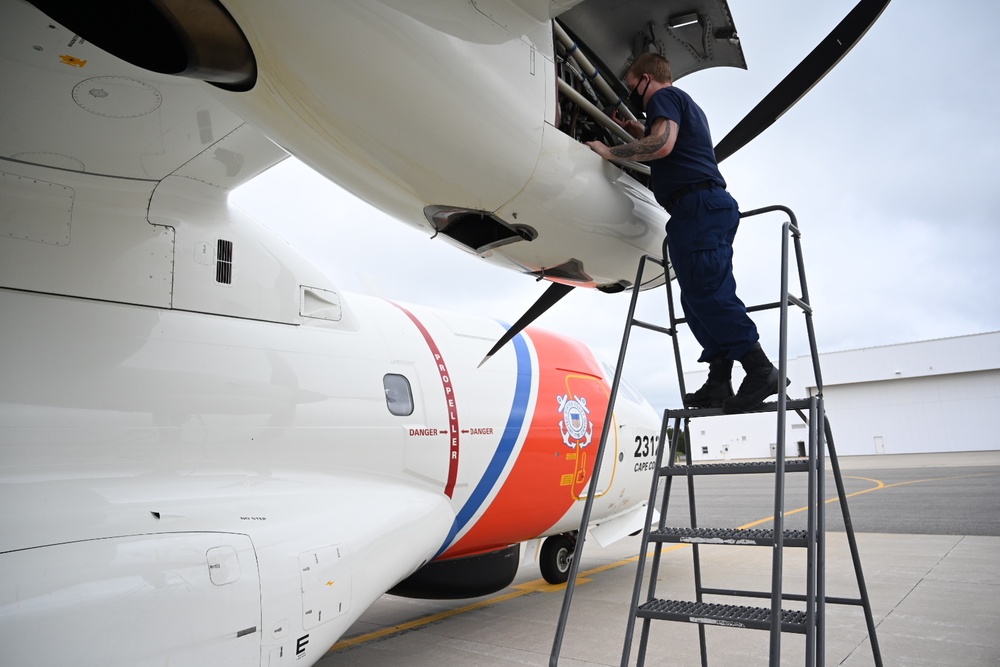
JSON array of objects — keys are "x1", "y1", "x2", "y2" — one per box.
[{"x1": 320, "y1": 451, "x2": 1000, "y2": 666}]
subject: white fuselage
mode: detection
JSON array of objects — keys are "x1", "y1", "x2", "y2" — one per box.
[
  {"x1": 0, "y1": 159, "x2": 661, "y2": 665},
  {"x1": 0, "y1": 2, "x2": 667, "y2": 663}
]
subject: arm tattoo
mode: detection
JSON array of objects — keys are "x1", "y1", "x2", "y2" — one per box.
[{"x1": 609, "y1": 123, "x2": 671, "y2": 161}]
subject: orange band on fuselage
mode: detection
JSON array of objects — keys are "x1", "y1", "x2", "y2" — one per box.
[{"x1": 441, "y1": 327, "x2": 611, "y2": 558}]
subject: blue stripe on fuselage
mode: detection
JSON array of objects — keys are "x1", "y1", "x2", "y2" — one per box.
[{"x1": 434, "y1": 327, "x2": 532, "y2": 557}]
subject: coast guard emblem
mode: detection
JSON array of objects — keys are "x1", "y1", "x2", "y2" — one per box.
[{"x1": 557, "y1": 394, "x2": 593, "y2": 448}]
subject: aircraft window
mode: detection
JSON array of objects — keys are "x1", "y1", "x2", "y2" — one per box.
[{"x1": 383, "y1": 374, "x2": 414, "y2": 416}]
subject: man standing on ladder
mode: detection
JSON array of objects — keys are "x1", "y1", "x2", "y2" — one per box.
[{"x1": 587, "y1": 52, "x2": 783, "y2": 413}]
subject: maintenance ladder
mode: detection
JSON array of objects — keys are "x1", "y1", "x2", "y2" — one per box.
[{"x1": 550, "y1": 205, "x2": 883, "y2": 666}]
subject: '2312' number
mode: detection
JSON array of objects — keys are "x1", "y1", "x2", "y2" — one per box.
[{"x1": 633, "y1": 435, "x2": 660, "y2": 458}]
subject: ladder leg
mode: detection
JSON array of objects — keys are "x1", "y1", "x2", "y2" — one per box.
[
  {"x1": 824, "y1": 416, "x2": 883, "y2": 667},
  {"x1": 816, "y1": 399, "x2": 827, "y2": 667},
  {"x1": 804, "y1": 398, "x2": 817, "y2": 667},
  {"x1": 790, "y1": 208, "x2": 824, "y2": 667},
  {"x1": 682, "y1": 418, "x2": 709, "y2": 667},
  {"x1": 622, "y1": 413, "x2": 676, "y2": 667}
]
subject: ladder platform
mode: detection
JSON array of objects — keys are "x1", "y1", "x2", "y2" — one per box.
[
  {"x1": 661, "y1": 459, "x2": 811, "y2": 476},
  {"x1": 636, "y1": 599, "x2": 809, "y2": 634},
  {"x1": 650, "y1": 527, "x2": 810, "y2": 547},
  {"x1": 666, "y1": 398, "x2": 812, "y2": 419}
]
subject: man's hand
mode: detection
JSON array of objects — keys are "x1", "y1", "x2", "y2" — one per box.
[
  {"x1": 611, "y1": 113, "x2": 645, "y2": 139},
  {"x1": 585, "y1": 140, "x2": 613, "y2": 160}
]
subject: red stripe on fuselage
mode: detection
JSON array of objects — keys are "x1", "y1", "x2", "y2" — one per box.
[
  {"x1": 391, "y1": 303, "x2": 459, "y2": 498},
  {"x1": 442, "y1": 327, "x2": 611, "y2": 558}
]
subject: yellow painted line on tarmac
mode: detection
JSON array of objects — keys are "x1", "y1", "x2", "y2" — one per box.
[
  {"x1": 328, "y1": 543, "x2": 688, "y2": 654},
  {"x1": 736, "y1": 474, "x2": 885, "y2": 530},
  {"x1": 329, "y1": 586, "x2": 534, "y2": 651},
  {"x1": 738, "y1": 471, "x2": 999, "y2": 530},
  {"x1": 330, "y1": 470, "x2": 999, "y2": 653},
  {"x1": 328, "y1": 541, "x2": 689, "y2": 655}
]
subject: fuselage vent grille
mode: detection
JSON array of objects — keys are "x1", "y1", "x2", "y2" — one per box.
[{"x1": 216, "y1": 239, "x2": 233, "y2": 284}]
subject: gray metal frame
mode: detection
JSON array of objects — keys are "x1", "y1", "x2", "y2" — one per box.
[{"x1": 549, "y1": 206, "x2": 883, "y2": 667}]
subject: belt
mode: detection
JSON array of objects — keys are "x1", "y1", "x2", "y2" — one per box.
[{"x1": 664, "y1": 180, "x2": 720, "y2": 210}]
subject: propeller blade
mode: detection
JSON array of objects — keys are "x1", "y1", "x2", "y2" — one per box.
[
  {"x1": 714, "y1": 0, "x2": 891, "y2": 163},
  {"x1": 478, "y1": 282, "x2": 575, "y2": 367}
]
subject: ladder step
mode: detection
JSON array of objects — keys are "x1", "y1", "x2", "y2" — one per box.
[
  {"x1": 650, "y1": 527, "x2": 809, "y2": 547},
  {"x1": 665, "y1": 398, "x2": 813, "y2": 419},
  {"x1": 635, "y1": 599, "x2": 809, "y2": 634},
  {"x1": 661, "y1": 459, "x2": 810, "y2": 476}
]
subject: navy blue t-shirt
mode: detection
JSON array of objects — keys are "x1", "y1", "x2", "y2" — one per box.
[{"x1": 644, "y1": 86, "x2": 725, "y2": 207}]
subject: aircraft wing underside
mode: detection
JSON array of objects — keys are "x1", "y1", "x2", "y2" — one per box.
[{"x1": 1, "y1": 0, "x2": 287, "y2": 187}]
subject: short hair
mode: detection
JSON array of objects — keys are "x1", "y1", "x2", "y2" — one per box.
[{"x1": 626, "y1": 52, "x2": 673, "y2": 85}]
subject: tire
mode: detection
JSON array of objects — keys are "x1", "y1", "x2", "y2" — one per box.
[{"x1": 539, "y1": 534, "x2": 575, "y2": 584}]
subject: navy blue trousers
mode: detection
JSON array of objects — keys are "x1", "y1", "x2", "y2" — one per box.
[{"x1": 665, "y1": 188, "x2": 759, "y2": 363}]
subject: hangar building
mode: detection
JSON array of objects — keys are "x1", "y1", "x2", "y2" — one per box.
[{"x1": 685, "y1": 331, "x2": 1000, "y2": 461}]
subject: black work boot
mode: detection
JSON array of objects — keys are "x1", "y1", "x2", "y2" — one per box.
[
  {"x1": 684, "y1": 358, "x2": 734, "y2": 409},
  {"x1": 722, "y1": 343, "x2": 787, "y2": 414}
]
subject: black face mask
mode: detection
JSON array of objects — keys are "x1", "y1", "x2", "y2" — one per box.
[{"x1": 627, "y1": 75, "x2": 650, "y2": 112}]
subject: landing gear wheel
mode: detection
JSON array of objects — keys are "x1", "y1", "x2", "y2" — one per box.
[{"x1": 540, "y1": 534, "x2": 576, "y2": 584}]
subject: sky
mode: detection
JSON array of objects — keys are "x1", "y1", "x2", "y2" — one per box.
[{"x1": 230, "y1": 0, "x2": 1000, "y2": 411}]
